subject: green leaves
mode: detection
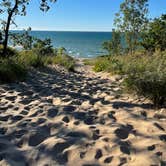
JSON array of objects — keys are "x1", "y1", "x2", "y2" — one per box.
[
  {"x1": 103, "y1": 29, "x2": 122, "y2": 56},
  {"x1": 141, "y1": 14, "x2": 166, "y2": 52},
  {"x1": 114, "y1": 0, "x2": 149, "y2": 54}
]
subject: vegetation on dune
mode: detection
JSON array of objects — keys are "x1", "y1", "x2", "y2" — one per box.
[
  {"x1": 84, "y1": 0, "x2": 166, "y2": 108},
  {"x1": 0, "y1": 0, "x2": 165, "y2": 108},
  {"x1": 0, "y1": 37, "x2": 75, "y2": 83},
  {"x1": 0, "y1": 58, "x2": 27, "y2": 83},
  {"x1": 85, "y1": 51, "x2": 166, "y2": 107}
]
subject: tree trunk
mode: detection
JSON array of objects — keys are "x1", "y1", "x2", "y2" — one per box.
[{"x1": 2, "y1": 0, "x2": 18, "y2": 57}]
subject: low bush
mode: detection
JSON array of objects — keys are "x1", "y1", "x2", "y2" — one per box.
[
  {"x1": 124, "y1": 52, "x2": 166, "y2": 108},
  {"x1": 51, "y1": 55, "x2": 75, "y2": 71},
  {"x1": 93, "y1": 57, "x2": 110, "y2": 72},
  {"x1": 0, "y1": 59, "x2": 27, "y2": 83},
  {"x1": 18, "y1": 51, "x2": 44, "y2": 68},
  {"x1": 92, "y1": 56, "x2": 123, "y2": 74},
  {"x1": 0, "y1": 45, "x2": 18, "y2": 57},
  {"x1": 32, "y1": 38, "x2": 56, "y2": 56},
  {"x1": 18, "y1": 51, "x2": 75, "y2": 71},
  {"x1": 88, "y1": 51, "x2": 166, "y2": 108}
]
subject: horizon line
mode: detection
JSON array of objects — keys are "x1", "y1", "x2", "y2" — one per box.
[{"x1": 10, "y1": 29, "x2": 112, "y2": 33}]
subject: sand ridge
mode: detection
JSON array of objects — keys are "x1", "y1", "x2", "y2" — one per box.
[{"x1": 0, "y1": 59, "x2": 166, "y2": 166}]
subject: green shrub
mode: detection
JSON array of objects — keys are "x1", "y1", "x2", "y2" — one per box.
[
  {"x1": 18, "y1": 51, "x2": 44, "y2": 68},
  {"x1": 124, "y1": 52, "x2": 166, "y2": 108},
  {"x1": 51, "y1": 55, "x2": 75, "y2": 71},
  {"x1": 18, "y1": 50, "x2": 75, "y2": 71},
  {"x1": 93, "y1": 57, "x2": 110, "y2": 72},
  {"x1": 89, "y1": 51, "x2": 166, "y2": 107},
  {"x1": 92, "y1": 56, "x2": 123, "y2": 74},
  {"x1": 0, "y1": 59, "x2": 27, "y2": 83},
  {"x1": 0, "y1": 45, "x2": 18, "y2": 57},
  {"x1": 32, "y1": 38, "x2": 56, "y2": 56},
  {"x1": 83, "y1": 58, "x2": 95, "y2": 66}
]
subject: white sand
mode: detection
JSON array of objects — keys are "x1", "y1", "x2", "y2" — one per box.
[{"x1": 0, "y1": 59, "x2": 166, "y2": 166}]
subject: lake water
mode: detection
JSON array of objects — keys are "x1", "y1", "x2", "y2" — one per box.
[{"x1": 12, "y1": 31, "x2": 112, "y2": 58}]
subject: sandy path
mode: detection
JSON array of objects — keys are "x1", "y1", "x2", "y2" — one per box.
[{"x1": 0, "y1": 59, "x2": 166, "y2": 166}]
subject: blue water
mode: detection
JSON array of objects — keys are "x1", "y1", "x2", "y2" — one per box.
[{"x1": 12, "y1": 31, "x2": 112, "y2": 58}]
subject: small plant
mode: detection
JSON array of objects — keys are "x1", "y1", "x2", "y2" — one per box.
[
  {"x1": 52, "y1": 55, "x2": 75, "y2": 71},
  {"x1": 0, "y1": 59, "x2": 27, "y2": 83},
  {"x1": 93, "y1": 57, "x2": 110, "y2": 72},
  {"x1": 18, "y1": 51, "x2": 44, "y2": 68}
]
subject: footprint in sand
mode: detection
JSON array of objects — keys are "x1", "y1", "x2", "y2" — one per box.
[
  {"x1": 28, "y1": 132, "x2": 49, "y2": 146},
  {"x1": 48, "y1": 141, "x2": 73, "y2": 165},
  {"x1": 0, "y1": 115, "x2": 11, "y2": 122},
  {"x1": 114, "y1": 124, "x2": 133, "y2": 139},
  {"x1": 5, "y1": 96, "x2": 17, "y2": 101},
  {"x1": 108, "y1": 111, "x2": 117, "y2": 122},
  {"x1": 95, "y1": 149, "x2": 103, "y2": 159},
  {"x1": 62, "y1": 116, "x2": 70, "y2": 123},
  {"x1": 159, "y1": 134, "x2": 166, "y2": 142},
  {"x1": 147, "y1": 144, "x2": 155, "y2": 151},
  {"x1": 119, "y1": 141, "x2": 131, "y2": 155},
  {"x1": 62, "y1": 105, "x2": 76, "y2": 113},
  {"x1": 11, "y1": 115, "x2": 24, "y2": 122},
  {"x1": 104, "y1": 156, "x2": 113, "y2": 163},
  {"x1": 47, "y1": 108, "x2": 59, "y2": 118},
  {"x1": 20, "y1": 110, "x2": 28, "y2": 115},
  {"x1": 28, "y1": 126, "x2": 50, "y2": 146},
  {"x1": 80, "y1": 151, "x2": 86, "y2": 159},
  {"x1": 0, "y1": 127, "x2": 7, "y2": 135},
  {"x1": 119, "y1": 157, "x2": 127, "y2": 166}
]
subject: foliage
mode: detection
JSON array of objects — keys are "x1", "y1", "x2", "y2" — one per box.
[
  {"x1": 17, "y1": 50, "x2": 44, "y2": 68},
  {"x1": 0, "y1": 44, "x2": 18, "y2": 57},
  {"x1": 0, "y1": 0, "x2": 57, "y2": 57},
  {"x1": 93, "y1": 57, "x2": 111, "y2": 72},
  {"x1": 141, "y1": 14, "x2": 166, "y2": 52},
  {"x1": 57, "y1": 47, "x2": 67, "y2": 56},
  {"x1": 83, "y1": 58, "x2": 96, "y2": 66},
  {"x1": 10, "y1": 27, "x2": 33, "y2": 50},
  {"x1": 114, "y1": 0, "x2": 149, "y2": 54},
  {"x1": 103, "y1": 29, "x2": 122, "y2": 56},
  {"x1": 33, "y1": 38, "x2": 56, "y2": 56},
  {"x1": 124, "y1": 52, "x2": 166, "y2": 107},
  {"x1": 0, "y1": 58, "x2": 27, "y2": 83},
  {"x1": 17, "y1": 49, "x2": 75, "y2": 71},
  {"x1": 54, "y1": 55, "x2": 75, "y2": 71},
  {"x1": 88, "y1": 51, "x2": 166, "y2": 107}
]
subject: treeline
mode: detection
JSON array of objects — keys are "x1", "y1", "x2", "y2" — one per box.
[{"x1": 88, "y1": 0, "x2": 166, "y2": 108}]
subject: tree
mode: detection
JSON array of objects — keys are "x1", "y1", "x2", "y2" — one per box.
[
  {"x1": 141, "y1": 14, "x2": 166, "y2": 52},
  {"x1": 0, "y1": 0, "x2": 57, "y2": 57},
  {"x1": 10, "y1": 27, "x2": 33, "y2": 50},
  {"x1": 114, "y1": 0, "x2": 149, "y2": 55},
  {"x1": 103, "y1": 29, "x2": 122, "y2": 56},
  {"x1": 33, "y1": 38, "x2": 55, "y2": 56}
]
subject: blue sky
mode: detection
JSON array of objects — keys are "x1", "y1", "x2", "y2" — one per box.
[{"x1": 12, "y1": 0, "x2": 166, "y2": 31}]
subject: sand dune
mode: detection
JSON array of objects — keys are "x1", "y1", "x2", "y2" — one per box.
[{"x1": 0, "y1": 59, "x2": 166, "y2": 166}]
